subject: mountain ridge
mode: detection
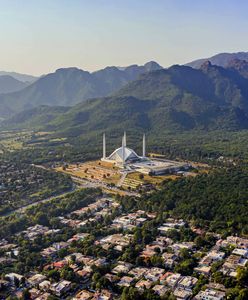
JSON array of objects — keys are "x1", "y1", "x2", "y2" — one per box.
[
  {"x1": 0, "y1": 71, "x2": 37, "y2": 83},
  {"x1": 186, "y1": 51, "x2": 248, "y2": 68},
  {"x1": 0, "y1": 75, "x2": 29, "y2": 94},
  {"x1": 3, "y1": 63, "x2": 248, "y2": 135},
  {"x1": 0, "y1": 61, "x2": 163, "y2": 118}
]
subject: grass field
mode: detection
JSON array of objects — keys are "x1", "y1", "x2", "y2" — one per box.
[
  {"x1": 126, "y1": 172, "x2": 179, "y2": 185},
  {"x1": 0, "y1": 130, "x2": 33, "y2": 151},
  {"x1": 56, "y1": 159, "x2": 184, "y2": 190},
  {"x1": 56, "y1": 160, "x2": 121, "y2": 185}
]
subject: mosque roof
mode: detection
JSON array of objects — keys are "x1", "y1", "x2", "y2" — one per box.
[{"x1": 107, "y1": 146, "x2": 140, "y2": 163}]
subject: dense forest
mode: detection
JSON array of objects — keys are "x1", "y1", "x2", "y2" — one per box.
[{"x1": 120, "y1": 166, "x2": 248, "y2": 236}]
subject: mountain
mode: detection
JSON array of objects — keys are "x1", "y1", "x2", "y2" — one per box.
[
  {"x1": 0, "y1": 71, "x2": 37, "y2": 83},
  {"x1": 226, "y1": 59, "x2": 248, "y2": 79},
  {"x1": 0, "y1": 62, "x2": 163, "y2": 118},
  {"x1": 0, "y1": 75, "x2": 29, "y2": 94},
  {"x1": 3, "y1": 62, "x2": 248, "y2": 135},
  {"x1": 2, "y1": 105, "x2": 69, "y2": 129},
  {"x1": 186, "y1": 52, "x2": 248, "y2": 68}
]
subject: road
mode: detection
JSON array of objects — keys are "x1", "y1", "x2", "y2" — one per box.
[
  {"x1": 1, "y1": 185, "x2": 77, "y2": 218},
  {"x1": 71, "y1": 175, "x2": 140, "y2": 197},
  {"x1": 0, "y1": 164, "x2": 139, "y2": 218},
  {"x1": 33, "y1": 164, "x2": 139, "y2": 196}
]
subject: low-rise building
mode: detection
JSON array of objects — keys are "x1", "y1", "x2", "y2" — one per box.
[
  {"x1": 50, "y1": 280, "x2": 72, "y2": 297},
  {"x1": 72, "y1": 290, "x2": 93, "y2": 300},
  {"x1": 232, "y1": 248, "x2": 248, "y2": 258},
  {"x1": 194, "y1": 288, "x2": 225, "y2": 300},
  {"x1": 39, "y1": 280, "x2": 51, "y2": 292},
  {"x1": 162, "y1": 252, "x2": 177, "y2": 268},
  {"x1": 117, "y1": 276, "x2": 134, "y2": 287},
  {"x1": 194, "y1": 265, "x2": 211, "y2": 275},
  {"x1": 174, "y1": 288, "x2": 192, "y2": 300},
  {"x1": 5, "y1": 273, "x2": 24, "y2": 285},
  {"x1": 112, "y1": 262, "x2": 133, "y2": 274},
  {"x1": 145, "y1": 267, "x2": 165, "y2": 282},
  {"x1": 135, "y1": 279, "x2": 153, "y2": 291},
  {"x1": 152, "y1": 285, "x2": 170, "y2": 297},
  {"x1": 177, "y1": 276, "x2": 198, "y2": 291},
  {"x1": 28, "y1": 274, "x2": 47, "y2": 287},
  {"x1": 128, "y1": 267, "x2": 149, "y2": 279},
  {"x1": 164, "y1": 273, "x2": 182, "y2": 288}
]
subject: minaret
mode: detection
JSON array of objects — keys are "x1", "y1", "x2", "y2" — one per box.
[
  {"x1": 103, "y1": 133, "x2": 106, "y2": 159},
  {"x1": 142, "y1": 133, "x2": 146, "y2": 157},
  {"x1": 122, "y1": 136, "x2": 125, "y2": 166},
  {"x1": 123, "y1": 131, "x2": 127, "y2": 147}
]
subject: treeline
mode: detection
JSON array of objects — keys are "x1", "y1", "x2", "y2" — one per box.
[{"x1": 2, "y1": 128, "x2": 248, "y2": 170}]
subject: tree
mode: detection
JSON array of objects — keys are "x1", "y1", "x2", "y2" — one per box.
[
  {"x1": 174, "y1": 258, "x2": 196, "y2": 276},
  {"x1": 237, "y1": 267, "x2": 248, "y2": 286},
  {"x1": 150, "y1": 255, "x2": 163, "y2": 267},
  {"x1": 194, "y1": 236, "x2": 206, "y2": 248},
  {"x1": 34, "y1": 212, "x2": 49, "y2": 226},
  {"x1": 237, "y1": 289, "x2": 248, "y2": 300},
  {"x1": 179, "y1": 248, "x2": 191, "y2": 260},
  {"x1": 22, "y1": 289, "x2": 31, "y2": 300},
  {"x1": 47, "y1": 269, "x2": 60, "y2": 281},
  {"x1": 121, "y1": 287, "x2": 140, "y2": 300}
]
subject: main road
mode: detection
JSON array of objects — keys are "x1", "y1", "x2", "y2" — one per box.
[
  {"x1": 0, "y1": 165, "x2": 140, "y2": 218},
  {"x1": 0, "y1": 185, "x2": 77, "y2": 218}
]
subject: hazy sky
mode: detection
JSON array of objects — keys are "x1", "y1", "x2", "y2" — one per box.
[{"x1": 1, "y1": 0, "x2": 248, "y2": 75}]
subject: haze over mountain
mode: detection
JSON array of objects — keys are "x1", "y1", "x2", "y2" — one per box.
[
  {"x1": 186, "y1": 52, "x2": 248, "y2": 69},
  {"x1": 0, "y1": 71, "x2": 37, "y2": 83},
  {"x1": 0, "y1": 61, "x2": 162, "y2": 118},
  {"x1": 0, "y1": 76, "x2": 29, "y2": 94},
  {"x1": 4, "y1": 61, "x2": 248, "y2": 136}
]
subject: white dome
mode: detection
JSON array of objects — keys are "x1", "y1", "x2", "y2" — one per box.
[{"x1": 107, "y1": 146, "x2": 140, "y2": 163}]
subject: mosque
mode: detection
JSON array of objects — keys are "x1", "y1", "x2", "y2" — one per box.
[{"x1": 101, "y1": 133, "x2": 190, "y2": 175}]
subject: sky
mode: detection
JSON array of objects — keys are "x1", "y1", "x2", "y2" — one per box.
[{"x1": 1, "y1": 0, "x2": 248, "y2": 75}]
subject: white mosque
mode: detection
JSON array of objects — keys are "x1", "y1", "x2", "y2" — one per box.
[
  {"x1": 101, "y1": 132, "x2": 190, "y2": 175},
  {"x1": 101, "y1": 132, "x2": 147, "y2": 166}
]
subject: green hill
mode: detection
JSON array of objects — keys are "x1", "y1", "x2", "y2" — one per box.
[
  {"x1": 2, "y1": 105, "x2": 69, "y2": 129},
  {"x1": 2, "y1": 62, "x2": 248, "y2": 140}
]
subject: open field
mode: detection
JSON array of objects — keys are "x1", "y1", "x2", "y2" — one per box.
[
  {"x1": 0, "y1": 130, "x2": 33, "y2": 152},
  {"x1": 55, "y1": 158, "x2": 191, "y2": 191},
  {"x1": 56, "y1": 160, "x2": 121, "y2": 185},
  {"x1": 126, "y1": 171, "x2": 180, "y2": 185}
]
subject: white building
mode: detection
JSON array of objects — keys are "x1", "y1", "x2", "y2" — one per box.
[
  {"x1": 101, "y1": 132, "x2": 190, "y2": 175},
  {"x1": 194, "y1": 288, "x2": 225, "y2": 300},
  {"x1": 101, "y1": 132, "x2": 146, "y2": 166}
]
